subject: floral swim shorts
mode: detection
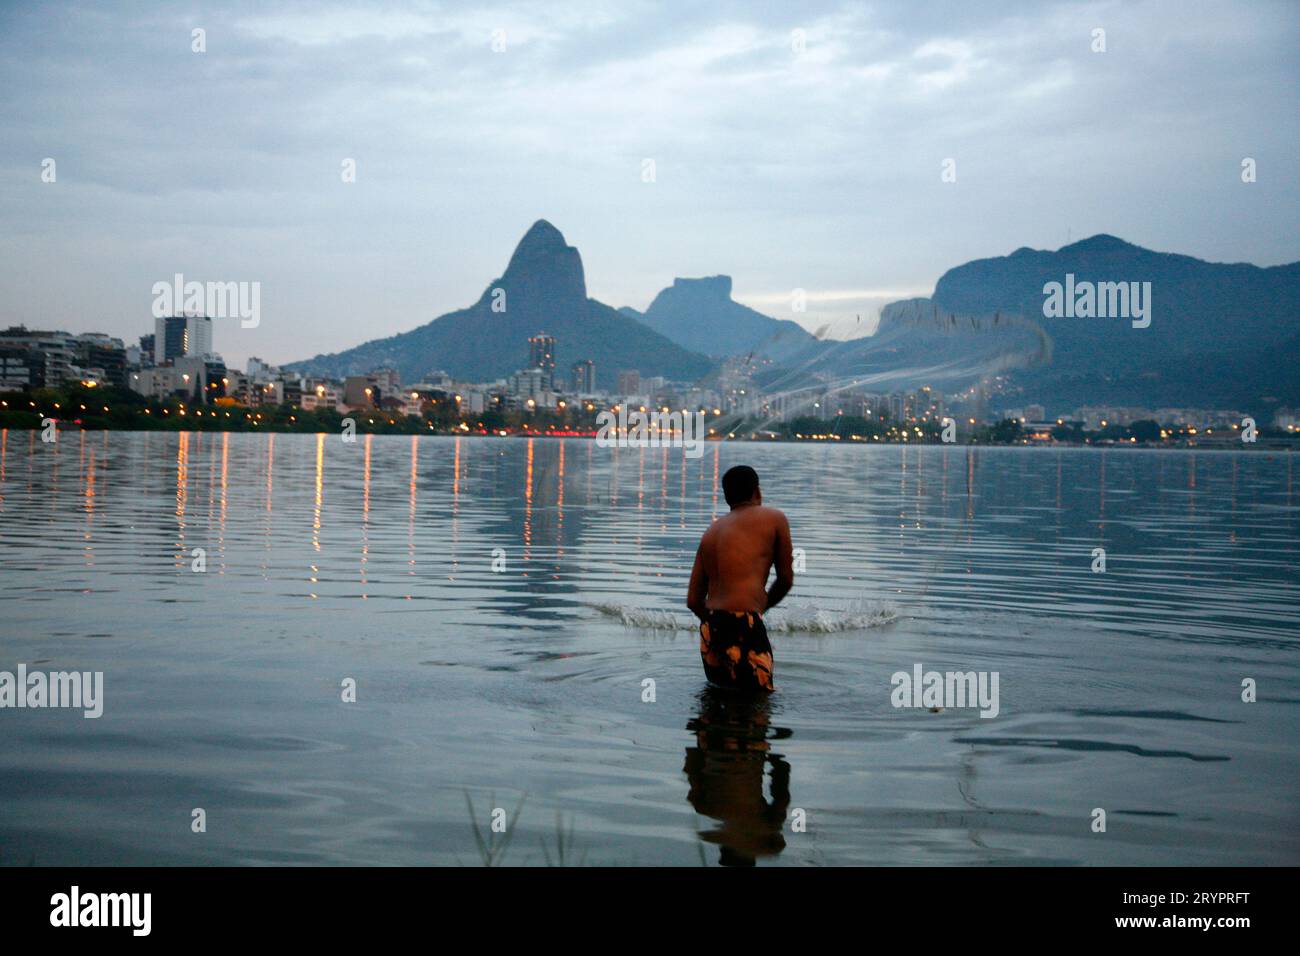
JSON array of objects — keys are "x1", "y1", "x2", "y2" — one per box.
[{"x1": 699, "y1": 610, "x2": 774, "y2": 692}]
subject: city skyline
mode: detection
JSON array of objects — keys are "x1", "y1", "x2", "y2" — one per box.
[{"x1": 6, "y1": 315, "x2": 1290, "y2": 442}]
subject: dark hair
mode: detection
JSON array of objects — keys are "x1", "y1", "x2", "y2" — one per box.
[{"x1": 722, "y1": 465, "x2": 759, "y2": 506}]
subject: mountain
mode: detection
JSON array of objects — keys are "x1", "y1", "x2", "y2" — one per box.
[
  {"x1": 928, "y1": 235, "x2": 1300, "y2": 413},
  {"x1": 761, "y1": 236, "x2": 1298, "y2": 417},
  {"x1": 285, "y1": 221, "x2": 714, "y2": 389},
  {"x1": 631, "y1": 275, "x2": 818, "y2": 359},
  {"x1": 285, "y1": 227, "x2": 1296, "y2": 416},
  {"x1": 753, "y1": 298, "x2": 1050, "y2": 400}
]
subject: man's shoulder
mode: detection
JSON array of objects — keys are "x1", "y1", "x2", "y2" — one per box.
[{"x1": 741, "y1": 505, "x2": 788, "y2": 528}]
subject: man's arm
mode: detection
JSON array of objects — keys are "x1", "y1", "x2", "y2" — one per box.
[
  {"x1": 686, "y1": 538, "x2": 710, "y2": 622},
  {"x1": 764, "y1": 512, "x2": 795, "y2": 611}
]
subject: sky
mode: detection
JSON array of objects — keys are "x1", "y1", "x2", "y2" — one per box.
[{"x1": 1, "y1": 0, "x2": 1296, "y2": 369}]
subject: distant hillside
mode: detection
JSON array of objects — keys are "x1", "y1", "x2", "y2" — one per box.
[
  {"x1": 285, "y1": 221, "x2": 714, "y2": 389},
  {"x1": 931, "y1": 235, "x2": 1299, "y2": 412},
  {"x1": 631, "y1": 276, "x2": 817, "y2": 359},
  {"x1": 754, "y1": 298, "x2": 1050, "y2": 399},
  {"x1": 761, "y1": 236, "x2": 1298, "y2": 417}
]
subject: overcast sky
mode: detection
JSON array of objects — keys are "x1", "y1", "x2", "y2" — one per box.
[{"x1": 1, "y1": 0, "x2": 1296, "y2": 369}]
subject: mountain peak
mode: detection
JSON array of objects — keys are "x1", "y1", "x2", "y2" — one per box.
[
  {"x1": 497, "y1": 218, "x2": 587, "y2": 304},
  {"x1": 1059, "y1": 233, "x2": 1138, "y2": 254},
  {"x1": 288, "y1": 218, "x2": 713, "y2": 388},
  {"x1": 516, "y1": 219, "x2": 567, "y2": 253},
  {"x1": 640, "y1": 274, "x2": 815, "y2": 358},
  {"x1": 671, "y1": 275, "x2": 733, "y2": 299}
]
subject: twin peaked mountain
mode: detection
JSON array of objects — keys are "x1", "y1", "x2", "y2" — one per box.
[
  {"x1": 287, "y1": 220, "x2": 1298, "y2": 415},
  {"x1": 288, "y1": 220, "x2": 733, "y2": 389}
]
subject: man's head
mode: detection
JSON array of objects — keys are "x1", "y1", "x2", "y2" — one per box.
[{"x1": 721, "y1": 465, "x2": 760, "y2": 507}]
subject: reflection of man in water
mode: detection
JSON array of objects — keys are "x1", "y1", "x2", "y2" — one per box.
[
  {"x1": 687, "y1": 465, "x2": 795, "y2": 692},
  {"x1": 684, "y1": 687, "x2": 792, "y2": 866}
]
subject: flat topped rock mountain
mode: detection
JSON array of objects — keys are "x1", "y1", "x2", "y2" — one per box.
[{"x1": 629, "y1": 275, "x2": 816, "y2": 358}]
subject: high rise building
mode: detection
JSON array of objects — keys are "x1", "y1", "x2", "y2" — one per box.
[
  {"x1": 154, "y1": 315, "x2": 212, "y2": 364},
  {"x1": 528, "y1": 333, "x2": 556, "y2": 389},
  {"x1": 154, "y1": 316, "x2": 185, "y2": 363},
  {"x1": 570, "y1": 359, "x2": 595, "y2": 393}
]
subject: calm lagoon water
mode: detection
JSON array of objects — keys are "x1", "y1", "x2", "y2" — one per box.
[{"x1": 0, "y1": 430, "x2": 1296, "y2": 866}]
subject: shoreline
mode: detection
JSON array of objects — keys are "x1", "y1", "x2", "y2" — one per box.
[{"x1": 2, "y1": 423, "x2": 1295, "y2": 452}]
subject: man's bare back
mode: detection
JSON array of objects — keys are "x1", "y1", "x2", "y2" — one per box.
[
  {"x1": 687, "y1": 503, "x2": 794, "y2": 617},
  {"x1": 687, "y1": 466, "x2": 793, "y2": 692}
]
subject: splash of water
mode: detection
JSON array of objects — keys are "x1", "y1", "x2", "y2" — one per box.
[{"x1": 587, "y1": 599, "x2": 899, "y2": 634}]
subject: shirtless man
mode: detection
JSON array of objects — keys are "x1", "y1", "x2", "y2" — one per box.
[{"x1": 687, "y1": 465, "x2": 795, "y2": 692}]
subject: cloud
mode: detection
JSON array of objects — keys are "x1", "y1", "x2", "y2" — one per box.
[{"x1": 0, "y1": 0, "x2": 1295, "y2": 369}]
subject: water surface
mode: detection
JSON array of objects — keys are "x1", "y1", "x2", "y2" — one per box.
[{"x1": 0, "y1": 430, "x2": 1296, "y2": 865}]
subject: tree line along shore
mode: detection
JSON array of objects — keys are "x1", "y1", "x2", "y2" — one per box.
[{"x1": 1, "y1": 383, "x2": 1294, "y2": 448}]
